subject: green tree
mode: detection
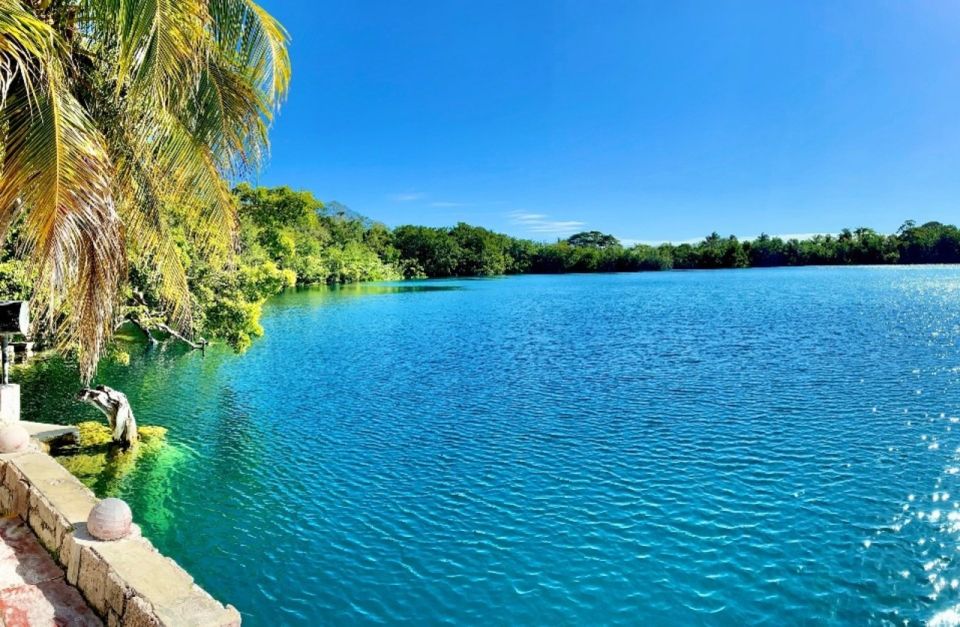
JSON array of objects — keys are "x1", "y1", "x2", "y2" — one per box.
[
  {"x1": 567, "y1": 231, "x2": 621, "y2": 249},
  {"x1": 450, "y1": 223, "x2": 509, "y2": 276},
  {"x1": 393, "y1": 226, "x2": 461, "y2": 277},
  {"x1": 897, "y1": 222, "x2": 960, "y2": 264},
  {"x1": 0, "y1": 0, "x2": 290, "y2": 379},
  {"x1": 748, "y1": 233, "x2": 787, "y2": 267}
]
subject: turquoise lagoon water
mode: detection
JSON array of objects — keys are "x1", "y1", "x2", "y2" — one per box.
[{"x1": 19, "y1": 267, "x2": 960, "y2": 625}]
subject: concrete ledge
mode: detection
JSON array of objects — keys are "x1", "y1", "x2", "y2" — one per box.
[
  {"x1": 0, "y1": 450, "x2": 239, "y2": 626},
  {"x1": 21, "y1": 420, "x2": 80, "y2": 445}
]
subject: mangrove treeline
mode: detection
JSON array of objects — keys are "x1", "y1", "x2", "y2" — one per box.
[
  {"x1": 4, "y1": 184, "x2": 957, "y2": 356},
  {"x1": 392, "y1": 221, "x2": 960, "y2": 276}
]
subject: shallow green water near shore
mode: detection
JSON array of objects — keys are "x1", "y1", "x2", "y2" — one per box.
[{"x1": 18, "y1": 267, "x2": 960, "y2": 624}]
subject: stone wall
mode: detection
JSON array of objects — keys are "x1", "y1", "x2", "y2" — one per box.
[{"x1": 0, "y1": 449, "x2": 240, "y2": 626}]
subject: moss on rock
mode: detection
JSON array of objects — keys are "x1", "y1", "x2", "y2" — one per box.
[{"x1": 74, "y1": 422, "x2": 167, "y2": 448}]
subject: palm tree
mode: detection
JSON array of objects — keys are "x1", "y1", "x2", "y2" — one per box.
[{"x1": 0, "y1": 0, "x2": 290, "y2": 380}]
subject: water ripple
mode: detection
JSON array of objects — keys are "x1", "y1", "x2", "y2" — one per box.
[{"x1": 21, "y1": 267, "x2": 960, "y2": 624}]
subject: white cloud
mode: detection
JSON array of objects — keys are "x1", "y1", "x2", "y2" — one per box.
[
  {"x1": 625, "y1": 237, "x2": 702, "y2": 246},
  {"x1": 768, "y1": 232, "x2": 829, "y2": 241},
  {"x1": 621, "y1": 232, "x2": 832, "y2": 246},
  {"x1": 510, "y1": 212, "x2": 586, "y2": 237},
  {"x1": 389, "y1": 192, "x2": 426, "y2": 202},
  {"x1": 619, "y1": 238, "x2": 672, "y2": 247}
]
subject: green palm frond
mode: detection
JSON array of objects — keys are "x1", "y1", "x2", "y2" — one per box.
[
  {"x1": 196, "y1": 56, "x2": 269, "y2": 177},
  {"x1": 209, "y1": 0, "x2": 290, "y2": 106},
  {"x1": 0, "y1": 1, "x2": 57, "y2": 106},
  {"x1": 0, "y1": 72, "x2": 123, "y2": 381},
  {"x1": 134, "y1": 102, "x2": 238, "y2": 255},
  {"x1": 0, "y1": 0, "x2": 290, "y2": 379},
  {"x1": 112, "y1": 0, "x2": 210, "y2": 101},
  {"x1": 111, "y1": 133, "x2": 191, "y2": 323}
]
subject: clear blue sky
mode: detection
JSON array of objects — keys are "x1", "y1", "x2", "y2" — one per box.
[{"x1": 257, "y1": 1, "x2": 960, "y2": 243}]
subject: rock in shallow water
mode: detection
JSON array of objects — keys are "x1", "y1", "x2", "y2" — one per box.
[{"x1": 87, "y1": 498, "x2": 132, "y2": 541}]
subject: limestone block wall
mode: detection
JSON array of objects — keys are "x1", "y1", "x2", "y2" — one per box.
[{"x1": 0, "y1": 449, "x2": 240, "y2": 626}]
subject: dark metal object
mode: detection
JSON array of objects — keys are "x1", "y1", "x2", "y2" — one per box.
[{"x1": 0, "y1": 302, "x2": 28, "y2": 336}]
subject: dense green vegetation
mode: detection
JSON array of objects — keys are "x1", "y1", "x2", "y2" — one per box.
[
  {"x1": 389, "y1": 221, "x2": 960, "y2": 275},
  {"x1": 132, "y1": 185, "x2": 403, "y2": 352},
  {"x1": 163, "y1": 189, "x2": 960, "y2": 350},
  {"x1": 5, "y1": 183, "x2": 960, "y2": 360}
]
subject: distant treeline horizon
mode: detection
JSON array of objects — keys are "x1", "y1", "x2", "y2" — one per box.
[
  {"x1": 232, "y1": 185, "x2": 959, "y2": 281},
  {"x1": 390, "y1": 220, "x2": 960, "y2": 277}
]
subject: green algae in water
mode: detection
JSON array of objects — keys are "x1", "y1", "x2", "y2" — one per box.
[
  {"x1": 12, "y1": 347, "x2": 193, "y2": 536},
  {"x1": 13, "y1": 351, "x2": 188, "y2": 505},
  {"x1": 58, "y1": 421, "x2": 172, "y2": 491},
  {"x1": 56, "y1": 422, "x2": 188, "y2": 535},
  {"x1": 13, "y1": 337, "x2": 216, "y2": 539}
]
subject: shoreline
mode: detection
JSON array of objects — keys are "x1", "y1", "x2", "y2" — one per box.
[{"x1": 0, "y1": 443, "x2": 239, "y2": 626}]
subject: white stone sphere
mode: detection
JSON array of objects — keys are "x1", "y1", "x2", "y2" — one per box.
[
  {"x1": 0, "y1": 424, "x2": 29, "y2": 453},
  {"x1": 88, "y1": 498, "x2": 132, "y2": 541}
]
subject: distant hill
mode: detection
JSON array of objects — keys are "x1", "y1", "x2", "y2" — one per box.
[{"x1": 320, "y1": 201, "x2": 375, "y2": 228}]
